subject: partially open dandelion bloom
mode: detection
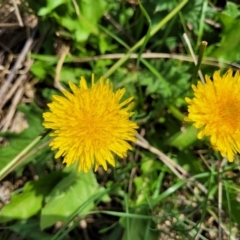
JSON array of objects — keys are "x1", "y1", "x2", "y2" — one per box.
[
  {"x1": 185, "y1": 69, "x2": 240, "y2": 162},
  {"x1": 43, "y1": 75, "x2": 138, "y2": 172}
]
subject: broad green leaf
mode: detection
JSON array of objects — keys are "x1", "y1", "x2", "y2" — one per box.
[
  {"x1": 57, "y1": 67, "x2": 85, "y2": 84},
  {"x1": 40, "y1": 170, "x2": 107, "y2": 229},
  {"x1": 166, "y1": 125, "x2": 198, "y2": 149},
  {"x1": 0, "y1": 172, "x2": 65, "y2": 223},
  {"x1": 75, "y1": 0, "x2": 107, "y2": 42}
]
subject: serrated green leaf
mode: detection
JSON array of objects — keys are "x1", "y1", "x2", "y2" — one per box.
[
  {"x1": 222, "y1": 2, "x2": 240, "y2": 19},
  {"x1": 212, "y1": 16, "x2": 240, "y2": 61}
]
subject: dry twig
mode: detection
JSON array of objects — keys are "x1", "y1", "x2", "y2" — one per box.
[
  {"x1": 0, "y1": 28, "x2": 36, "y2": 102},
  {"x1": 11, "y1": 0, "x2": 23, "y2": 27}
]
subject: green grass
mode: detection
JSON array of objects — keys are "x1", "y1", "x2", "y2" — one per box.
[{"x1": 1, "y1": 0, "x2": 240, "y2": 239}]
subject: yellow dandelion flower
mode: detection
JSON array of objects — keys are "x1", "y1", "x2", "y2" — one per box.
[
  {"x1": 43, "y1": 75, "x2": 138, "y2": 172},
  {"x1": 185, "y1": 69, "x2": 240, "y2": 162}
]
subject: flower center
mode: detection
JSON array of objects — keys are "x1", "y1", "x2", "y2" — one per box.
[
  {"x1": 74, "y1": 107, "x2": 115, "y2": 150},
  {"x1": 214, "y1": 96, "x2": 240, "y2": 133}
]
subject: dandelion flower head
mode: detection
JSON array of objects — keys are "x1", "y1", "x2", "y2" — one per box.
[
  {"x1": 185, "y1": 69, "x2": 240, "y2": 162},
  {"x1": 43, "y1": 75, "x2": 138, "y2": 172}
]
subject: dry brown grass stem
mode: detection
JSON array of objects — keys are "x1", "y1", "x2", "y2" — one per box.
[
  {"x1": 70, "y1": 53, "x2": 240, "y2": 70},
  {"x1": 11, "y1": 0, "x2": 23, "y2": 27},
  {"x1": 0, "y1": 29, "x2": 36, "y2": 100},
  {"x1": 183, "y1": 33, "x2": 205, "y2": 83},
  {"x1": 54, "y1": 45, "x2": 70, "y2": 91}
]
